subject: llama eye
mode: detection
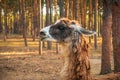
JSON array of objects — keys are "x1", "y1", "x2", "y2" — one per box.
[{"x1": 59, "y1": 26, "x2": 65, "y2": 30}]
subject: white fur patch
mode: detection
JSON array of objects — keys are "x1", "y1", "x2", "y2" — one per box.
[
  {"x1": 70, "y1": 24, "x2": 82, "y2": 32},
  {"x1": 40, "y1": 25, "x2": 57, "y2": 42},
  {"x1": 40, "y1": 25, "x2": 51, "y2": 36}
]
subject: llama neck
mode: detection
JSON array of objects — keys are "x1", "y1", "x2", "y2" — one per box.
[{"x1": 60, "y1": 37, "x2": 92, "y2": 80}]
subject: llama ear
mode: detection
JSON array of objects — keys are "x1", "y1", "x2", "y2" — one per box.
[
  {"x1": 79, "y1": 27, "x2": 96, "y2": 36},
  {"x1": 70, "y1": 25, "x2": 96, "y2": 36}
]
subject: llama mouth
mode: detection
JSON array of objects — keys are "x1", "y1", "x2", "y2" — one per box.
[
  {"x1": 40, "y1": 36, "x2": 57, "y2": 42},
  {"x1": 40, "y1": 37, "x2": 47, "y2": 41}
]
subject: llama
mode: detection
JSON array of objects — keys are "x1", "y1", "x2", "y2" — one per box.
[{"x1": 40, "y1": 18, "x2": 96, "y2": 80}]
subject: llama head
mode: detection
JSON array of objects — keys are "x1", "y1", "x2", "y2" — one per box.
[{"x1": 40, "y1": 18, "x2": 96, "y2": 43}]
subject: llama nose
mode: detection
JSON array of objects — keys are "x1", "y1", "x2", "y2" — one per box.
[{"x1": 40, "y1": 31, "x2": 46, "y2": 37}]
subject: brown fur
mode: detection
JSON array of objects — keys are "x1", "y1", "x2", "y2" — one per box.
[
  {"x1": 56, "y1": 18, "x2": 80, "y2": 26},
  {"x1": 60, "y1": 33, "x2": 92, "y2": 80}
]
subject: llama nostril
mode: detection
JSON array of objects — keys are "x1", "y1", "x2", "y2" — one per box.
[{"x1": 40, "y1": 31, "x2": 46, "y2": 37}]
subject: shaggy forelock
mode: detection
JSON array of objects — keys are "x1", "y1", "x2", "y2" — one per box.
[{"x1": 55, "y1": 18, "x2": 80, "y2": 26}]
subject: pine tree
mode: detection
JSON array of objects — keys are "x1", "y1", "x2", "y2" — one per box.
[{"x1": 101, "y1": 0, "x2": 112, "y2": 74}]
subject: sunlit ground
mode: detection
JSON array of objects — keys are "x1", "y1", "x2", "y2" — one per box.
[{"x1": 0, "y1": 35, "x2": 118, "y2": 80}]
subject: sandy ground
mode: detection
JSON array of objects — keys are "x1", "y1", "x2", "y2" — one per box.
[{"x1": 0, "y1": 46, "x2": 120, "y2": 80}]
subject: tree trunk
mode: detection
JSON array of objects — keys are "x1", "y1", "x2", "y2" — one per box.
[
  {"x1": 33, "y1": 0, "x2": 38, "y2": 41},
  {"x1": 59, "y1": 0, "x2": 64, "y2": 17},
  {"x1": 81, "y1": 0, "x2": 86, "y2": 28},
  {"x1": 98, "y1": 10, "x2": 100, "y2": 37},
  {"x1": 112, "y1": 2, "x2": 120, "y2": 73},
  {"x1": 46, "y1": 0, "x2": 51, "y2": 50},
  {"x1": 100, "y1": 0, "x2": 112, "y2": 74},
  {"x1": 41, "y1": 1, "x2": 46, "y2": 48},
  {"x1": 93, "y1": 0, "x2": 98, "y2": 49},
  {"x1": 100, "y1": 15, "x2": 102, "y2": 35},
  {"x1": 98, "y1": 1, "x2": 102, "y2": 37},
  {"x1": 46, "y1": 0, "x2": 50, "y2": 26},
  {"x1": 54, "y1": 0, "x2": 59, "y2": 54},
  {"x1": 4, "y1": 0, "x2": 8, "y2": 41},
  {"x1": 88, "y1": 0, "x2": 93, "y2": 44},
  {"x1": 13, "y1": 13, "x2": 18, "y2": 34},
  {"x1": 0, "y1": 0, "x2": 2, "y2": 33},
  {"x1": 20, "y1": 0, "x2": 27, "y2": 46},
  {"x1": 18, "y1": 3, "x2": 22, "y2": 34},
  {"x1": 64, "y1": 0, "x2": 69, "y2": 18},
  {"x1": 73, "y1": 0, "x2": 79, "y2": 20},
  {"x1": 49, "y1": 0, "x2": 52, "y2": 23},
  {"x1": 69, "y1": 0, "x2": 73, "y2": 19},
  {"x1": 54, "y1": 0, "x2": 58, "y2": 21},
  {"x1": 38, "y1": 0, "x2": 42, "y2": 55},
  {"x1": 49, "y1": 0, "x2": 52, "y2": 49}
]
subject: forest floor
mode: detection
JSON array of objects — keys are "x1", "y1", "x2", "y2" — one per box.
[{"x1": 0, "y1": 36, "x2": 120, "y2": 80}]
